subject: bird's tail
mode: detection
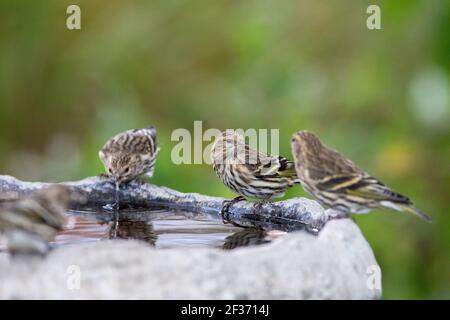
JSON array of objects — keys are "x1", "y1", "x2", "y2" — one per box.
[{"x1": 399, "y1": 204, "x2": 432, "y2": 223}]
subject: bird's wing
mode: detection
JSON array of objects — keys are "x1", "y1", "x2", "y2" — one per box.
[
  {"x1": 258, "y1": 156, "x2": 297, "y2": 178},
  {"x1": 275, "y1": 157, "x2": 297, "y2": 177},
  {"x1": 14, "y1": 200, "x2": 65, "y2": 229},
  {"x1": 100, "y1": 133, "x2": 125, "y2": 154},
  {"x1": 346, "y1": 179, "x2": 411, "y2": 204},
  {"x1": 304, "y1": 146, "x2": 363, "y2": 182},
  {"x1": 317, "y1": 173, "x2": 411, "y2": 204},
  {"x1": 102, "y1": 127, "x2": 156, "y2": 154},
  {"x1": 133, "y1": 126, "x2": 157, "y2": 144},
  {"x1": 315, "y1": 173, "x2": 364, "y2": 191},
  {"x1": 238, "y1": 145, "x2": 296, "y2": 178},
  {"x1": 0, "y1": 210, "x2": 58, "y2": 239}
]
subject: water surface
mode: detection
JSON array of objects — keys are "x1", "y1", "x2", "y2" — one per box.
[
  {"x1": 0, "y1": 207, "x2": 287, "y2": 253},
  {"x1": 53, "y1": 208, "x2": 279, "y2": 250}
]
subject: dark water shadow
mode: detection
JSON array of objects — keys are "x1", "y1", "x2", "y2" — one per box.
[
  {"x1": 222, "y1": 228, "x2": 287, "y2": 250},
  {"x1": 53, "y1": 208, "x2": 250, "y2": 250},
  {"x1": 1, "y1": 205, "x2": 294, "y2": 252}
]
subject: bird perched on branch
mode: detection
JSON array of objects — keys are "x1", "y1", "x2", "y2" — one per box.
[
  {"x1": 0, "y1": 185, "x2": 71, "y2": 255},
  {"x1": 291, "y1": 130, "x2": 432, "y2": 222},
  {"x1": 211, "y1": 130, "x2": 299, "y2": 218},
  {"x1": 99, "y1": 126, "x2": 160, "y2": 185}
]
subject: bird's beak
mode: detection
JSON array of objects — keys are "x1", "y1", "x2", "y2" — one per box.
[
  {"x1": 291, "y1": 133, "x2": 303, "y2": 156},
  {"x1": 109, "y1": 173, "x2": 119, "y2": 184},
  {"x1": 114, "y1": 174, "x2": 127, "y2": 186},
  {"x1": 291, "y1": 133, "x2": 302, "y2": 145}
]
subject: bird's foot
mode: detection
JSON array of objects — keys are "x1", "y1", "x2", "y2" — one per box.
[
  {"x1": 221, "y1": 196, "x2": 246, "y2": 224},
  {"x1": 98, "y1": 173, "x2": 109, "y2": 179},
  {"x1": 134, "y1": 175, "x2": 149, "y2": 185},
  {"x1": 252, "y1": 199, "x2": 271, "y2": 214},
  {"x1": 326, "y1": 209, "x2": 351, "y2": 221}
]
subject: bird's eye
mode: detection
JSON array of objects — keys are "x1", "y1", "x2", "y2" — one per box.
[
  {"x1": 108, "y1": 168, "x2": 112, "y2": 174},
  {"x1": 125, "y1": 167, "x2": 130, "y2": 173}
]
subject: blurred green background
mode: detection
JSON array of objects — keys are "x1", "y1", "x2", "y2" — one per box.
[{"x1": 0, "y1": 0, "x2": 449, "y2": 299}]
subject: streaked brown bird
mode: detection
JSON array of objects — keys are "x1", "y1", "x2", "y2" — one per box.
[
  {"x1": 107, "y1": 219, "x2": 157, "y2": 246},
  {"x1": 0, "y1": 185, "x2": 71, "y2": 255},
  {"x1": 223, "y1": 228, "x2": 269, "y2": 250},
  {"x1": 211, "y1": 130, "x2": 299, "y2": 215},
  {"x1": 99, "y1": 126, "x2": 159, "y2": 185},
  {"x1": 291, "y1": 131, "x2": 432, "y2": 222},
  {"x1": 223, "y1": 228, "x2": 287, "y2": 250}
]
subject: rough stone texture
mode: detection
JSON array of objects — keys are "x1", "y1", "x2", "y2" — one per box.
[
  {"x1": 0, "y1": 219, "x2": 382, "y2": 299},
  {"x1": 0, "y1": 175, "x2": 349, "y2": 233}
]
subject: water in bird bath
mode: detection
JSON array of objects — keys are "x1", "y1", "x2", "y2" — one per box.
[{"x1": 50, "y1": 208, "x2": 284, "y2": 250}]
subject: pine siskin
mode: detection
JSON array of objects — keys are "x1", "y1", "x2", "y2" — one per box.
[
  {"x1": 223, "y1": 228, "x2": 287, "y2": 249},
  {"x1": 291, "y1": 131, "x2": 432, "y2": 222},
  {"x1": 99, "y1": 126, "x2": 160, "y2": 185},
  {"x1": 211, "y1": 130, "x2": 299, "y2": 214},
  {"x1": 223, "y1": 228, "x2": 269, "y2": 250},
  {"x1": 0, "y1": 185, "x2": 71, "y2": 255},
  {"x1": 107, "y1": 219, "x2": 157, "y2": 246}
]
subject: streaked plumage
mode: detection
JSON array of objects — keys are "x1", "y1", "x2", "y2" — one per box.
[
  {"x1": 0, "y1": 185, "x2": 71, "y2": 255},
  {"x1": 107, "y1": 219, "x2": 157, "y2": 246},
  {"x1": 99, "y1": 126, "x2": 159, "y2": 184},
  {"x1": 223, "y1": 228, "x2": 287, "y2": 250},
  {"x1": 291, "y1": 131, "x2": 432, "y2": 222},
  {"x1": 211, "y1": 130, "x2": 299, "y2": 209},
  {"x1": 223, "y1": 228, "x2": 269, "y2": 250}
]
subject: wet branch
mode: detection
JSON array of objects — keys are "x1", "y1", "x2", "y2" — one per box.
[{"x1": 0, "y1": 175, "x2": 345, "y2": 234}]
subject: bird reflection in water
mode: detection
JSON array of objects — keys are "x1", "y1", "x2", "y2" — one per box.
[
  {"x1": 106, "y1": 219, "x2": 157, "y2": 246},
  {"x1": 223, "y1": 228, "x2": 287, "y2": 250}
]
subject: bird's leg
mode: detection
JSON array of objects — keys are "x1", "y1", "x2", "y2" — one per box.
[
  {"x1": 98, "y1": 173, "x2": 109, "y2": 179},
  {"x1": 221, "y1": 196, "x2": 246, "y2": 224},
  {"x1": 326, "y1": 209, "x2": 351, "y2": 221},
  {"x1": 252, "y1": 197, "x2": 272, "y2": 214},
  {"x1": 119, "y1": 177, "x2": 143, "y2": 188},
  {"x1": 134, "y1": 173, "x2": 149, "y2": 185}
]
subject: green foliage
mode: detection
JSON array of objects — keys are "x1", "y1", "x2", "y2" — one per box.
[{"x1": 0, "y1": 0, "x2": 449, "y2": 299}]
